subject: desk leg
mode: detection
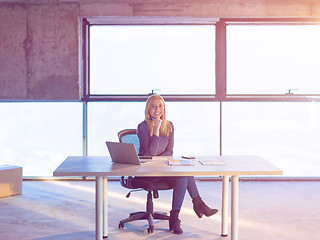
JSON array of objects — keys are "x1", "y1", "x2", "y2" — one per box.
[
  {"x1": 221, "y1": 175, "x2": 229, "y2": 237},
  {"x1": 103, "y1": 177, "x2": 108, "y2": 238},
  {"x1": 231, "y1": 176, "x2": 239, "y2": 240},
  {"x1": 96, "y1": 177, "x2": 103, "y2": 240}
]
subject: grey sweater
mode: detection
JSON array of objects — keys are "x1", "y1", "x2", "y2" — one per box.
[{"x1": 137, "y1": 120, "x2": 174, "y2": 156}]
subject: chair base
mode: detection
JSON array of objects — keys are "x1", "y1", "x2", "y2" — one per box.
[{"x1": 119, "y1": 211, "x2": 170, "y2": 233}]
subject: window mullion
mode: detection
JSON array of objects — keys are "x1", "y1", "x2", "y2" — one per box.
[{"x1": 215, "y1": 20, "x2": 227, "y2": 101}]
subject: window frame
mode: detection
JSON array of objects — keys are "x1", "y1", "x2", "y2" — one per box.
[
  {"x1": 223, "y1": 18, "x2": 320, "y2": 102},
  {"x1": 82, "y1": 17, "x2": 320, "y2": 103},
  {"x1": 82, "y1": 17, "x2": 219, "y2": 102}
]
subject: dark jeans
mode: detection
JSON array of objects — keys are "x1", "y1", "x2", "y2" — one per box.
[{"x1": 137, "y1": 176, "x2": 199, "y2": 210}]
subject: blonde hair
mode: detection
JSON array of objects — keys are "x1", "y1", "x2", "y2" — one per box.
[{"x1": 144, "y1": 94, "x2": 172, "y2": 137}]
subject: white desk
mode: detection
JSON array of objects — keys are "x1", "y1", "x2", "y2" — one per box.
[{"x1": 53, "y1": 155, "x2": 282, "y2": 240}]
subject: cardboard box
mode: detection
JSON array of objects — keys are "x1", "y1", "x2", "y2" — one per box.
[{"x1": 0, "y1": 165, "x2": 23, "y2": 198}]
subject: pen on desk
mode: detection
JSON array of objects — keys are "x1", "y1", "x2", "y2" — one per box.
[{"x1": 182, "y1": 156, "x2": 195, "y2": 159}]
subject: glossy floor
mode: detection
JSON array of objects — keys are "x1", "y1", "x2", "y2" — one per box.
[{"x1": 0, "y1": 180, "x2": 319, "y2": 240}]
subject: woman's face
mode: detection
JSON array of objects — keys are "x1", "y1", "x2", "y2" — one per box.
[{"x1": 148, "y1": 98, "x2": 164, "y2": 120}]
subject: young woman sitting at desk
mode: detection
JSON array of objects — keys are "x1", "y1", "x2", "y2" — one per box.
[{"x1": 137, "y1": 94, "x2": 218, "y2": 234}]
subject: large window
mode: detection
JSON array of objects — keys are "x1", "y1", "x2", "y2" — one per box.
[
  {"x1": 87, "y1": 102, "x2": 220, "y2": 156},
  {"x1": 222, "y1": 102, "x2": 320, "y2": 177},
  {"x1": 0, "y1": 103, "x2": 82, "y2": 176},
  {"x1": 227, "y1": 24, "x2": 320, "y2": 95},
  {"x1": 89, "y1": 25, "x2": 216, "y2": 95}
]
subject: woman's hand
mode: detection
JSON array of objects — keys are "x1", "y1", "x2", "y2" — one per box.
[{"x1": 152, "y1": 118, "x2": 162, "y2": 137}]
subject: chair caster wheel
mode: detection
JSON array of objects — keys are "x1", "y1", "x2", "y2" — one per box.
[
  {"x1": 118, "y1": 223, "x2": 124, "y2": 229},
  {"x1": 147, "y1": 226, "x2": 154, "y2": 233}
]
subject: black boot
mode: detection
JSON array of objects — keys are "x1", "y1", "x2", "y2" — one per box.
[
  {"x1": 192, "y1": 195, "x2": 218, "y2": 218},
  {"x1": 169, "y1": 210, "x2": 183, "y2": 234}
]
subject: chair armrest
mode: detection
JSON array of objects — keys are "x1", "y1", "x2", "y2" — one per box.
[{"x1": 120, "y1": 176, "x2": 134, "y2": 189}]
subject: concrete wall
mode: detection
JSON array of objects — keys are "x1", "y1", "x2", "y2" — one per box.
[
  {"x1": 1, "y1": 0, "x2": 320, "y2": 100},
  {"x1": 0, "y1": 2, "x2": 79, "y2": 100}
]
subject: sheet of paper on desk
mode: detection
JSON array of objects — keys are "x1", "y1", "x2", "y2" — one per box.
[
  {"x1": 168, "y1": 159, "x2": 195, "y2": 166},
  {"x1": 199, "y1": 159, "x2": 225, "y2": 165}
]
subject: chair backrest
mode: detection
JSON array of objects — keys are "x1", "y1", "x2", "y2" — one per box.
[
  {"x1": 118, "y1": 129, "x2": 140, "y2": 155},
  {"x1": 118, "y1": 129, "x2": 140, "y2": 189}
]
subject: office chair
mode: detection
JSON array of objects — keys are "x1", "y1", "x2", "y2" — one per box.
[{"x1": 117, "y1": 129, "x2": 172, "y2": 233}]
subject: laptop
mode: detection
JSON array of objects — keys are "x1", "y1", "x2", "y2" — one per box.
[{"x1": 106, "y1": 141, "x2": 152, "y2": 165}]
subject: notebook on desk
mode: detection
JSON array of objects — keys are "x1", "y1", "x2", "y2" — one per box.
[
  {"x1": 168, "y1": 158, "x2": 195, "y2": 166},
  {"x1": 106, "y1": 141, "x2": 153, "y2": 165}
]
